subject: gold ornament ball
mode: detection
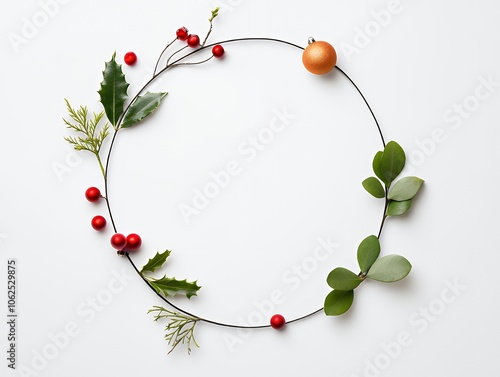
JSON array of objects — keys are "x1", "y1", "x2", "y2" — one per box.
[{"x1": 302, "y1": 41, "x2": 337, "y2": 75}]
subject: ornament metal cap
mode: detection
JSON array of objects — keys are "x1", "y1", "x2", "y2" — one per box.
[{"x1": 308, "y1": 37, "x2": 316, "y2": 45}]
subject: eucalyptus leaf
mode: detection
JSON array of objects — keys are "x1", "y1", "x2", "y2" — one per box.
[
  {"x1": 386, "y1": 200, "x2": 412, "y2": 216},
  {"x1": 141, "y1": 250, "x2": 172, "y2": 274},
  {"x1": 373, "y1": 151, "x2": 384, "y2": 182},
  {"x1": 98, "y1": 52, "x2": 129, "y2": 127},
  {"x1": 387, "y1": 177, "x2": 424, "y2": 201},
  {"x1": 367, "y1": 254, "x2": 412, "y2": 282},
  {"x1": 327, "y1": 268, "x2": 363, "y2": 290},
  {"x1": 121, "y1": 92, "x2": 168, "y2": 128},
  {"x1": 380, "y1": 141, "x2": 406, "y2": 187},
  {"x1": 357, "y1": 235, "x2": 380, "y2": 273},
  {"x1": 362, "y1": 177, "x2": 385, "y2": 199},
  {"x1": 324, "y1": 290, "x2": 354, "y2": 316}
]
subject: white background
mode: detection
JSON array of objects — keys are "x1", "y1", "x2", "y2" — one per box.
[{"x1": 1, "y1": 0, "x2": 500, "y2": 376}]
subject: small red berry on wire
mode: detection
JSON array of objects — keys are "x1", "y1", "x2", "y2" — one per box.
[
  {"x1": 187, "y1": 34, "x2": 200, "y2": 48},
  {"x1": 110, "y1": 233, "x2": 127, "y2": 250},
  {"x1": 270, "y1": 314, "x2": 286, "y2": 329},
  {"x1": 176, "y1": 27, "x2": 189, "y2": 41},
  {"x1": 91, "y1": 215, "x2": 107, "y2": 231},
  {"x1": 212, "y1": 45, "x2": 225, "y2": 58},
  {"x1": 124, "y1": 52, "x2": 137, "y2": 66},
  {"x1": 126, "y1": 233, "x2": 142, "y2": 251},
  {"x1": 85, "y1": 187, "x2": 101, "y2": 202}
]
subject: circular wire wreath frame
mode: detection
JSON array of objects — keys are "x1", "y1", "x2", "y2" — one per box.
[{"x1": 103, "y1": 37, "x2": 387, "y2": 330}]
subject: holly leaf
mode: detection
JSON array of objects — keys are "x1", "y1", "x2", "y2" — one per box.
[
  {"x1": 386, "y1": 200, "x2": 412, "y2": 216},
  {"x1": 98, "y1": 52, "x2": 129, "y2": 127},
  {"x1": 327, "y1": 268, "x2": 362, "y2": 291},
  {"x1": 367, "y1": 254, "x2": 412, "y2": 283},
  {"x1": 357, "y1": 235, "x2": 380, "y2": 273},
  {"x1": 121, "y1": 92, "x2": 168, "y2": 128},
  {"x1": 324, "y1": 290, "x2": 354, "y2": 316},
  {"x1": 141, "y1": 250, "x2": 172, "y2": 274},
  {"x1": 387, "y1": 177, "x2": 424, "y2": 201},
  {"x1": 148, "y1": 276, "x2": 201, "y2": 299},
  {"x1": 362, "y1": 177, "x2": 385, "y2": 198},
  {"x1": 380, "y1": 141, "x2": 406, "y2": 187}
]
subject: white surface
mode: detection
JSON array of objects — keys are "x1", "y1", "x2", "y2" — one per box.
[{"x1": 1, "y1": 0, "x2": 499, "y2": 376}]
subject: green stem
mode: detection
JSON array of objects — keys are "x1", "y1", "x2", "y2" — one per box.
[{"x1": 96, "y1": 153, "x2": 106, "y2": 179}]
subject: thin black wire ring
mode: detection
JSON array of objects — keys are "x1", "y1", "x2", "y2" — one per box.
[{"x1": 104, "y1": 37, "x2": 386, "y2": 329}]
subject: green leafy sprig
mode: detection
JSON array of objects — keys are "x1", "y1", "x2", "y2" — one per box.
[
  {"x1": 148, "y1": 306, "x2": 199, "y2": 354},
  {"x1": 140, "y1": 250, "x2": 201, "y2": 299},
  {"x1": 324, "y1": 141, "x2": 424, "y2": 316},
  {"x1": 63, "y1": 100, "x2": 109, "y2": 177}
]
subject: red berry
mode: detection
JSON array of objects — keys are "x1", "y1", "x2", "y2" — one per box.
[
  {"x1": 91, "y1": 215, "x2": 107, "y2": 231},
  {"x1": 124, "y1": 52, "x2": 137, "y2": 66},
  {"x1": 126, "y1": 233, "x2": 142, "y2": 251},
  {"x1": 187, "y1": 34, "x2": 200, "y2": 48},
  {"x1": 270, "y1": 314, "x2": 286, "y2": 329},
  {"x1": 212, "y1": 45, "x2": 225, "y2": 58},
  {"x1": 85, "y1": 187, "x2": 101, "y2": 202},
  {"x1": 176, "y1": 27, "x2": 189, "y2": 41},
  {"x1": 110, "y1": 233, "x2": 127, "y2": 250}
]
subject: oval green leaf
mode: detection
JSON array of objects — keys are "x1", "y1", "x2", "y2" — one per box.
[
  {"x1": 367, "y1": 254, "x2": 412, "y2": 282},
  {"x1": 373, "y1": 150, "x2": 384, "y2": 183},
  {"x1": 386, "y1": 200, "x2": 412, "y2": 216},
  {"x1": 324, "y1": 290, "x2": 354, "y2": 316},
  {"x1": 387, "y1": 176, "x2": 424, "y2": 201},
  {"x1": 362, "y1": 177, "x2": 385, "y2": 198},
  {"x1": 380, "y1": 141, "x2": 406, "y2": 187},
  {"x1": 121, "y1": 92, "x2": 168, "y2": 128},
  {"x1": 327, "y1": 268, "x2": 363, "y2": 290},
  {"x1": 357, "y1": 235, "x2": 380, "y2": 273}
]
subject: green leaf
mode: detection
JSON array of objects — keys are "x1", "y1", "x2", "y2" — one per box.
[
  {"x1": 121, "y1": 92, "x2": 168, "y2": 128},
  {"x1": 324, "y1": 290, "x2": 354, "y2": 316},
  {"x1": 380, "y1": 141, "x2": 406, "y2": 187},
  {"x1": 373, "y1": 151, "x2": 384, "y2": 182},
  {"x1": 148, "y1": 276, "x2": 201, "y2": 299},
  {"x1": 362, "y1": 177, "x2": 386, "y2": 198},
  {"x1": 141, "y1": 250, "x2": 172, "y2": 274},
  {"x1": 357, "y1": 235, "x2": 381, "y2": 273},
  {"x1": 367, "y1": 254, "x2": 412, "y2": 282},
  {"x1": 386, "y1": 200, "x2": 412, "y2": 216},
  {"x1": 327, "y1": 268, "x2": 363, "y2": 290},
  {"x1": 387, "y1": 177, "x2": 424, "y2": 201},
  {"x1": 98, "y1": 52, "x2": 129, "y2": 127}
]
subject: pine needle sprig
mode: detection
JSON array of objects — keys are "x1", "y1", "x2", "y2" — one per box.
[
  {"x1": 63, "y1": 99, "x2": 110, "y2": 177},
  {"x1": 148, "y1": 306, "x2": 199, "y2": 355}
]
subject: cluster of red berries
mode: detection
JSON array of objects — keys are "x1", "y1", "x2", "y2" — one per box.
[
  {"x1": 176, "y1": 26, "x2": 224, "y2": 57},
  {"x1": 85, "y1": 187, "x2": 142, "y2": 253},
  {"x1": 123, "y1": 28, "x2": 225, "y2": 67}
]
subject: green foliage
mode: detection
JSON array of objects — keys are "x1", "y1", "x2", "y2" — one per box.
[
  {"x1": 326, "y1": 141, "x2": 423, "y2": 316},
  {"x1": 327, "y1": 268, "x2": 363, "y2": 291},
  {"x1": 388, "y1": 177, "x2": 424, "y2": 201},
  {"x1": 357, "y1": 235, "x2": 380, "y2": 273},
  {"x1": 324, "y1": 290, "x2": 354, "y2": 316},
  {"x1": 379, "y1": 141, "x2": 406, "y2": 187},
  {"x1": 121, "y1": 92, "x2": 168, "y2": 128},
  {"x1": 386, "y1": 200, "x2": 412, "y2": 216},
  {"x1": 141, "y1": 250, "x2": 172, "y2": 274},
  {"x1": 367, "y1": 255, "x2": 412, "y2": 282},
  {"x1": 63, "y1": 99, "x2": 109, "y2": 177},
  {"x1": 148, "y1": 306, "x2": 199, "y2": 354},
  {"x1": 148, "y1": 276, "x2": 201, "y2": 299},
  {"x1": 362, "y1": 177, "x2": 385, "y2": 198},
  {"x1": 98, "y1": 52, "x2": 129, "y2": 127}
]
